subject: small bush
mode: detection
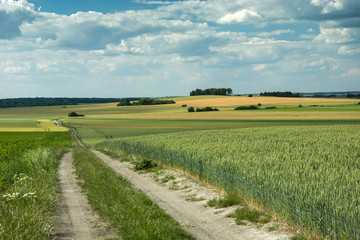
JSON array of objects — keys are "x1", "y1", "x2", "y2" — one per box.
[
  {"x1": 257, "y1": 103, "x2": 262, "y2": 107},
  {"x1": 187, "y1": 107, "x2": 195, "y2": 112},
  {"x1": 234, "y1": 105, "x2": 258, "y2": 110},
  {"x1": 248, "y1": 94, "x2": 253, "y2": 97},
  {"x1": 265, "y1": 106, "x2": 277, "y2": 109},
  {"x1": 182, "y1": 104, "x2": 187, "y2": 107},
  {"x1": 134, "y1": 159, "x2": 158, "y2": 171},
  {"x1": 68, "y1": 112, "x2": 84, "y2": 117}
]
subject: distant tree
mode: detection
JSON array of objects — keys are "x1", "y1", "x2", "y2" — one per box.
[
  {"x1": 68, "y1": 112, "x2": 84, "y2": 117},
  {"x1": 189, "y1": 88, "x2": 233, "y2": 96},
  {"x1": 234, "y1": 105, "x2": 258, "y2": 110},
  {"x1": 193, "y1": 106, "x2": 219, "y2": 112},
  {"x1": 248, "y1": 94, "x2": 253, "y2": 97},
  {"x1": 117, "y1": 98, "x2": 132, "y2": 106},
  {"x1": 132, "y1": 98, "x2": 176, "y2": 105},
  {"x1": 260, "y1": 91, "x2": 300, "y2": 97},
  {"x1": 188, "y1": 107, "x2": 195, "y2": 112}
]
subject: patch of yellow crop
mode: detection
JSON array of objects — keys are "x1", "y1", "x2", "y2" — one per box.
[
  {"x1": 0, "y1": 119, "x2": 68, "y2": 132},
  {"x1": 172, "y1": 96, "x2": 358, "y2": 107},
  {"x1": 38, "y1": 120, "x2": 68, "y2": 132}
]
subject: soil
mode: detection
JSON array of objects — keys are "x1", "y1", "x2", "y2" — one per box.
[
  {"x1": 52, "y1": 152, "x2": 113, "y2": 240},
  {"x1": 93, "y1": 150, "x2": 293, "y2": 240}
]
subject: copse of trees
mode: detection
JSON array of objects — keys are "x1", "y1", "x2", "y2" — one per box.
[
  {"x1": 234, "y1": 105, "x2": 259, "y2": 110},
  {"x1": 188, "y1": 106, "x2": 219, "y2": 112},
  {"x1": 118, "y1": 98, "x2": 176, "y2": 106},
  {"x1": 190, "y1": 88, "x2": 232, "y2": 96},
  {"x1": 260, "y1": 91, "x2": 300, "y2": 97},
  {"x1": 117, "y1": 98, "x2": 132, "y2": 106}
]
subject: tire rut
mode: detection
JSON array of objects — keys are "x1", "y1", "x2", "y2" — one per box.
[{"x1": 52, "y1": 152, "x2": 112, "y2": 240}]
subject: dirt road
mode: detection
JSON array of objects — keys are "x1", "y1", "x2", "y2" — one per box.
[
  {"x1": 52, "y1": 152, "x2": 112, "y2": 240},
  {"x1": 93, "y1": 150, "x2": 292, "y2": 240}
]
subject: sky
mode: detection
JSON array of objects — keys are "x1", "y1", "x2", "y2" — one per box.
[{"x1": 0, "y1": 0, "x2": 359, "y2": 98}]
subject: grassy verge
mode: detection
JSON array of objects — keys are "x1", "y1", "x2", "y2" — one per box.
[
  {"x1": 0, "y1": 147, "x2": 69, "y2": 239},
  {"x1": 72, "y1": 147, "x2": 194, "y2": 240}
]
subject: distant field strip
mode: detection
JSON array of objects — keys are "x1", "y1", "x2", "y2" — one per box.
[
  {"x1": 0, "y1": 119, "x2": 67, "y2": 132},
  {"x1": 172, "y1": 96, "x2": 359, "y2": 107},
  {"x1": 96, "y1": 125, "x2": 360, "y2": 239}
]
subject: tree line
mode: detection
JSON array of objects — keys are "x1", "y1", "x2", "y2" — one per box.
[
  {"x1": 117, "y1": 98, "x2": 176, "y2": 106},
  {"x1": 190, "y1": 88, "x2": 232, "y2": 96},
  {"x1": 0, "y1": 97, "x2": 141, "y2": 108},
  {"x1": 260, "y1": 91, "x2": 300, "y2": 97}
]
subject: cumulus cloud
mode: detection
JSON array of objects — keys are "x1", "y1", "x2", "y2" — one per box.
[
  {"x1": 255, "y1": 29, "x2": 295, "y2": 37},
  {"x1": 217, "y1": 9, "x2": 261, "y2": 24},
  {"x1": 341, "y1": 68, "x2": 360, "y2": 77},
  {"x1": 0, "y1": 0, "x2": 37, "y2": 39},
  {"x1": 314, "y1": 27, "x2": 360, "y2": 44},
  {"x1": 338, "y1": 45, "x2": 360, "y2": 55}
]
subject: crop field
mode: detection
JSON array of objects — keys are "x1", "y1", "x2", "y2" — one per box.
[
  {"x1": 0, "y1": 119, "x2": 67, "y2": 132},
  {"x1": 0, "y1": 95, "x2": 359, "y2": 239},
  {"x1": 0, "y1": 131, "x2": 71, "y2": 239},
  {"x1": 69, "y1": 118, "x2": 359, "y2": 147},
  {"x1": 55, "y1": 96, "x2": 360, "y2": 146},
  {"x1": 169, "y1": 95, "x2": 359, "y2": 107},
  {"x1": 96, "y1": 125, "x2": 360, "y2": 239}
]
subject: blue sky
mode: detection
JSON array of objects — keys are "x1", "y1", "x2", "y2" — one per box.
[{"x1": 0, "y1": 0, "x2": 359, "y2": 97}]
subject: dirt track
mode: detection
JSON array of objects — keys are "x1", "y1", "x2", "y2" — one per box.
[
  {"x1": 93, "y1": 150, "x2": 292, "y2": 240},
  {"x1": 52, "y1": 152, "x2": 112, "y2": 240}
]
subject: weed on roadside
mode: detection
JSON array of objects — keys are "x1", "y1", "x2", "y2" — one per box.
[
  {"x1": 227, "y1": 205, "x2": 272, "y2": 225},
  {"x1": 207, "y1": 193, "x2": 243, "y2": 208}
]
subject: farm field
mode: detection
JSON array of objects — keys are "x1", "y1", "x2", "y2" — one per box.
[
  {"x1": 0, "y1": 119, "x2": 67, "y2": 132},
  {"x1": 96, "y1": 125, "x2": 360, "y2": 240},
  {"x1": 0, "y1": 95, "x2": 359, "y2": 239}
]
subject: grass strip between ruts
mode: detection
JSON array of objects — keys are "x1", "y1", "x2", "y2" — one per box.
[{"x1": 72, "y1": 147, "x2": 194, "y2": 240}]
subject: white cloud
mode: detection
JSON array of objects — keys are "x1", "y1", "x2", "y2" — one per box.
[
  {"x1": 253, "y1": 64, "x2": 266, "y2": 71},
  {"x1": 338, "y1": 45, "x2": 360, "y2": 55},
  {"x1": 341, "y1": 68, "x2": 360, "y2": 77},
  {"x1": 314, "y1": 27, "x2": 360, "y2": 44},
  {"x1": 256, "y1": 29, "x2": 295, "y2": 37},
  {"x1": 217, "y1": 9, "x2": 261, "y2": 24},
  {"x1": 311, "y1": 0, "x2": 344, "y2": 13}
]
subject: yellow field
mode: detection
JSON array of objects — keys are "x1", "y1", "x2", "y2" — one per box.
[
  {"x1": 171, "y1": 96, "x2": 358, "y2": 107},
  {"x1": 0, "y1": 119, "x2": 68, "y2": 132}
]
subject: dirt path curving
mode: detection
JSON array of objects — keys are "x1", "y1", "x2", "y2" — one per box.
[
  {"x1": 52, "y1": 152, "x2": 113, "y2": 240},
  {"x1": 93, "y1": 150, "x2": 292, "y2": 240}
]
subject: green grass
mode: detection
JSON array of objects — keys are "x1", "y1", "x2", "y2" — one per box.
[
  {"x1": 207, "y1": 193, "x2": 243, "y2": 208},
  {"x1": 72, "y1": 147, "x2": 194, "y2": 240},
  {"x1": 228, "y1": 206, "x2": 272, "y2": 225},
  {"x1": 0, "y1": 132, "x2": 71, "y2": 239},
  {"x1": 95, "y1": 125, "x2": 360, "y2": 239}
]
